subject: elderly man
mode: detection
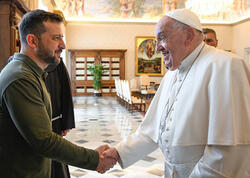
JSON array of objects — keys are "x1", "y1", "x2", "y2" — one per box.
[
  {"x1": 0, "y1": 10, "x2": 116, "y2": 178},
  {"x1": 104, "y1": 9, "x2": 250, "y2": 177},
  {"x1": 202, "y1": 28, "x2": 218, "y2": 47}
]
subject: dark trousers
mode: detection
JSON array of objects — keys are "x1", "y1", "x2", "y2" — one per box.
[{"x1": 51, "y1": 160, "x2": 70, "y2": 178}]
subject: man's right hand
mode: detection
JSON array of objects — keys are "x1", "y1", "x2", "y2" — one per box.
[
  {"x1": 103, "y1": 147, "x2": 120, "y2": 162},
  {"x1": 95, "y1": 145, "x2": 118, "y2": 174}
]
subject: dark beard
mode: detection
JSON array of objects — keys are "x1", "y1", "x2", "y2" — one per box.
[
  {"x1": 43, "y1": 56, "x2": 57, "y2": 64},
  {"x1": 37, "y1": 41, "x2": 57, "y2": 64}
]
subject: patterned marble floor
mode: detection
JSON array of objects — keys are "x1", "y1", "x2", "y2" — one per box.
[{"x1": 65, "y1": 96, "x2": 164, "y2": 178}]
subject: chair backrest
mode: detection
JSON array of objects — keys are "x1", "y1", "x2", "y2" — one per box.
[
  {"x1": 139, "y1": 74, "x2": 150, "y2": 89},
  {"x1": 130, "y1": 78, "x2": 139, "y2": 91},
  {"x1": 125, "y1": 80, "x2": 132, "y2": 103},
  {"x1": 117, "y1": 79, "x2": 123, "y2": 99},
  {"x1": 114, "y1": 79, "x2": 119, "y2": 96},
  {"x1": 120, "y1": 80, "x2": 126, "y2": 101}
]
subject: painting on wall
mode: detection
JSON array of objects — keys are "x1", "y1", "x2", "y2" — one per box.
[
  {"x1": 135, "y1": 36, "x2": 163, "y2": 76},
  {"x1": 54, "y1": 0, "x2": 165, "y2": 21},
  {"x1": 53, "y1": 0, "x2": 250, "y2": 23}
]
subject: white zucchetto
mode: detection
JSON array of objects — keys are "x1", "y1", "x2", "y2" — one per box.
[{"x1": 165, "y1": 8, "x2": 202, "y2": 31}]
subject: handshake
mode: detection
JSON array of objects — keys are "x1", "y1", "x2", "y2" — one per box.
[{"x1": 95, "y1": 144, "x2": 120, "y2": 174}]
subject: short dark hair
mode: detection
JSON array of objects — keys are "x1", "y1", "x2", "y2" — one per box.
[
  {"x1": 202, "y1": 28, "x2": 217, "y2": 39},
  {"x1": 19, "y1": 9, "x2": 63, "y2": 46}
]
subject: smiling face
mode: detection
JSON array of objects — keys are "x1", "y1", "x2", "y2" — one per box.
[
  {"x1": 155, "y1": 16, "x2": 188, "y2": 71},
  {"x1": 36, "y1": 21, "x2": 65, "y2": 64}
]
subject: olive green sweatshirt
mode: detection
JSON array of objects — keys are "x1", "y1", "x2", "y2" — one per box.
[{"x1": 0, "y1": 53, "x2": 99, "y2": 178}]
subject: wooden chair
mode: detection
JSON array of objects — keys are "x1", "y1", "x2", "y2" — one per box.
[
  {"x1": 124, "y1": 80, "x2": 145, "y2": 112},
  {"x1": 139, "y1": 74, "x2": 150, "y2": 90}
]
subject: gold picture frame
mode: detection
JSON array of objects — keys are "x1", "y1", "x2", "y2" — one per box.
[{"x1": 136, "y1": 36, "x2": 163, "y2": 76}]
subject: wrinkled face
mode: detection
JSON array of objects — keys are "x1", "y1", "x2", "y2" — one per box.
[
  {"x1": 203, "y1": 32, "x2": 217, "y2": 47},
  {"x1": 36, "y1": 21, "x2": 65, "y2": 64},
  {"x1": 154, "y1": 17, "x2": 187, "y2": 71}
]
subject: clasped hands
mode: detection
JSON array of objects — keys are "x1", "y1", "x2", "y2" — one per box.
[{"x1": 95, "y1": 144, "x2": 120, "y2": 174}]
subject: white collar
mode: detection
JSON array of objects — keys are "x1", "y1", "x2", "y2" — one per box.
[{"x1": 178, "y1": 42, "x2": 205, "y2": 72}]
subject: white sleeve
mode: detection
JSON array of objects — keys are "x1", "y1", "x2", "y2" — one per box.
[
  {"x1": 189, "y1": 145, "x2": 250, "y2": 178},
  {"x1": 115, "y1": 132, "x2": 158, "y2": 169}
]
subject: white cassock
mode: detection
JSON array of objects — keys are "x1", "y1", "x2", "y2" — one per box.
[{"x1": 116, "y1": 42, "x2": 250, "y2": 178}]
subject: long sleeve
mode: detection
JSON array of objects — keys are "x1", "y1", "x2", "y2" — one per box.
[
  {"x1": 4, "y1": 78, "x2": 99, "y2": 170},
  {"x1": 115, "y1": 132, "x2": 158, "y2": 169},
  {"x1": 0, "y1": 53, "x2": 99, "y2": 177},
  {"x1": 190, "y1": 145, "x2": 250, "y2": 178}
]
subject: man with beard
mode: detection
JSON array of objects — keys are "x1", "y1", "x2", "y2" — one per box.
[
  {"x1": 6, "y1": 54, "x2": 73, "y2": 178},
  {"x1": 103, "y1": 9, "x2": 250, "y2": 177},
  {"x1": 45, "y1": 53, "x2": 75, "y2": 178},
  {"x1": 0, "y1": 10, "x2": 117, "y2": 178}
]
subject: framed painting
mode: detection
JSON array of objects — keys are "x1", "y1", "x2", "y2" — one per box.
[{"x1": 135, "y1": 36, "x2": 163, "y2": 76}]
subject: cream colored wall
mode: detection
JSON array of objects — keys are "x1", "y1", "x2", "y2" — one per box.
[
  {"x1": 201, "y1": 24, "x2": 233, "y2": 51},
  {"x1": 66, "y1": 22, "x2": 164, "y2": 83},
  {"x1": 232, "y1": 20, "x2": 250, "y2": 58},
  {"x1": 200, "y1": 20, "x2": 250, "y2": 58},
  {"x1": 65, "y1": 21, "x2": 249, "y2": 82}
]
